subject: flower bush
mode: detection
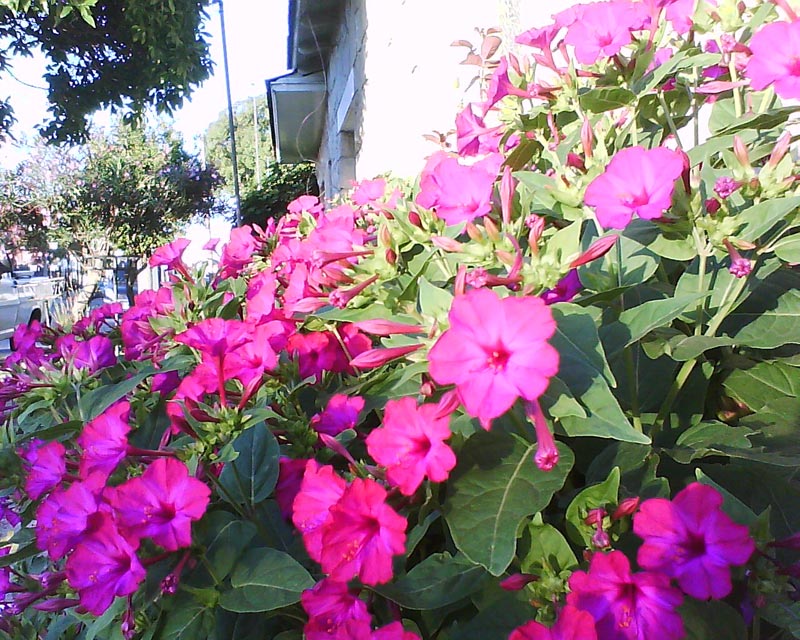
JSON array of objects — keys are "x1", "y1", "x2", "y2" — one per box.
[{"x1": 3, "y1": 0, "x2": 800, "y2": 638}]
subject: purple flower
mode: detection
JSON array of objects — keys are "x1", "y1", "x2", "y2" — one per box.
[
  {"x1": 567, "y1": 550, "x2": 684, "y2": 640},
  {"x1": 20, "y1": 440, "x2": 66, "y2": 500},
  {"x1": 541, "y1": 270, "x2": 582, "y2": 305},
  {"x1": 633, "y1": 482, "x2": 755, "y2": 599},
  {"x1": 35, "y1": 480, "x2": 102, "y2": 560},
  {"x1": 310, "y1": 394, "x2": 365, "y2": 436},
  {"x1": 77, "y1": 401, "x2": 131, "y2": 481},
  {"x1": 70, "y1": 335, "x2": 116, "y2": 374}
]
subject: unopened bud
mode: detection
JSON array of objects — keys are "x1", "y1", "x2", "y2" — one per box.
[
  {"x1": 465, "y1": 222, "x2": 483, "y2": 242},
  {"x1": 379, "y1": 225, "x2": 393, "y2": 247},
  {"x1": 408, "y1": 211, "x2": 423, "y2": 228},
  {"x1": 591, "y1": 528, "x2": 611, "y2": 549},
  {"x1": 484, "y1": 217, "x2": 501, "y2": 242},
  {"x1": 733, "y1": 135, "x2": 751, "y2": 171},
  {"x1": 612, "y1": 496, "x2": 640, "y2": 520},
  {"x1": 431, "y1": 236, "x2": 464, "y2": 252},
  {"x1": 584, "y1": 508, "x2": 607, "y2": 527},
  {"x1": 385, "y1": 249, "x2": 397, "y2": 265},
  {"x1": 705, "y1": 198, "x2": 721, "y2": 215},
  {"x1": 499, "y1": 573, "x2": 538, "y2": 591}
]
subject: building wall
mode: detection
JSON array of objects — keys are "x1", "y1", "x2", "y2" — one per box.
[{"x1": 316, "y1": 0, "x2": 591, "y2": 197}]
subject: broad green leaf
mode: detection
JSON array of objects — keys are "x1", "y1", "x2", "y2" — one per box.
[
  {"x1": 373, "y1": 553, "x2": 487, "y2": 610},
  {"x1": 761, "y1": 600, "x2": 800, "y2": 638},
  {"x1": 680, "y1": 599, "x2": 747, "y2": 640},
  {"x1": 622, "y1": 218, "x2": 696, "y2": 261},
  {"x1": 161, "y1": 593, "x2": 217, "y2": 640},
  {"x1": 578, "y1": 231, "x2": 660, "y2": 291},
  {"x1": 565, "y1": 467, "x2": 620, "y2": 547},
  {"x1": 605, "y1": 294, "x2": 707, "y2": 358},
  {"x1": 196, "y1": 511, "x2": 257, "y2": 584},
  {"x1": 444, "y1": 431, "x2": 573, "y2": 576},
  {"x1": 695, "y1": 469, "x2": 760, "y2": 527},
  {"x1": 774, "y1": 235, "x2": 800, "y2": 263},
  {"x1": 219, "y1": 548, "x2": 314, "y2": 613},
  {"x1": 632, "y1": 52, "x2": 719, "y2": 95},
  {"x1": 723, "y1": 361, "x2": 800, "y2": 413},
  {"x1": 667, "y1": 421, "x2": 754, "y2": 464},
  {"x1": 78, "y1": 367, "x2": 156, "y2": 420},
  {"x1": 551, "y1": 304, "x2": 615, "y2": 386},
  {"x1": 521, "y1": 517, "x2": 578, "y2": 575},
  {"x1": 448, "y1": 593, "x2": 535, "y2": 640},
  {"x1": 579, "y1": 87, "x2": 635, "y2": 113},
  {"x1": 730, "y1": 286, "x2": 800, "y2": 349},
  {"x1": 417, "y1": 275, "x2": 453, "y2": 323},
  {"x1": 709, "y1": 99, "x2": 796, "y2": 135},
  {"x1": 736, "y1": 196, "x2": 800, "y2": 242},
  {"x1": 668, "y1": 335, "x2": 737, "y2": 361},
  {"x1": 218, "y1": 423, "x2": 280, "y2": 506}
]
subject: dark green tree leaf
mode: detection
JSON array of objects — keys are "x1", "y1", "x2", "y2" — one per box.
[{"x1": 218, "y1": 424, "x2": 280, "y2": 506}]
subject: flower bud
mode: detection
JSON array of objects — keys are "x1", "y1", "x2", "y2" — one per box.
[
  {"x1": 484, "y1": 216, "x2": 501, "y2": 242},
  {"x1": 500, "y1": 573, "x2": 538, "y2": 591},
  {"x1": 612, "y1": 496, "x2": 641, "y2": 520},
  {"x1": 584, "y1": 508, "x2": 607, "y2": 527},
  {"x1": 431, "y1": 236, "x2": 464, "y2": 252},
  {"x1": 465, "y1": 222, "x2": 483, "y2": 242},
  {"x1": 408, "y1": 211, "x2": 423, "y2": 228}
]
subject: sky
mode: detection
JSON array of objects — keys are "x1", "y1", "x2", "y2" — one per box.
[{"x1": 0, "y1": 0, "x2": 291, "y2": 166}]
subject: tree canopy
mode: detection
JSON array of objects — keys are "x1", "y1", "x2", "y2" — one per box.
[
  {"x1": 0, "y1": 0, "x2": 214, "y2": 143},
  {"x1": 204, "y1": 95, "x2": 273, "y2": 196}
]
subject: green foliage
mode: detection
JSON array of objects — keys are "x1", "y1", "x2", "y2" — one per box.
[
  {"x1": 0, "y1": 0, "x2": 213, "y2": 143},
  {"x1": 204, "y1": 96, "x2": 273, "y2": 196},
  {"x1": 240, "y1": 162, "x2": 319, "y2": 227}
]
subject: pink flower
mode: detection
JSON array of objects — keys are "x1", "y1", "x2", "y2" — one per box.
[
  {"x1": 288, "y1": 194, "x2": 324, "y2": 216},
  {"x1": 511, "y1": 605, "x2": 598, "y2": 640},
  {"x1": 107, "y1": 458, "x2": 210, "y2": 551},
  {"x1": 302, "y1": 578, "x2": 372, "y2": 640},
  {"x1": 20, "y1": 440, "x2": 66, "y2": 500},
  {"x1": 311, "y1": 394, "x2": 365, "y2": 436},
  {"x1": 746, "y1": 21, "x2": 800, "y2": 100},
  {"x1": 541, "y1": 270, "x2": 582, "y2": 305},
  {"x1": 246, "y1": 269, "x2": 277, "y2": 321},
  {"x1": 633, "y1": 482, "x2": 755, "y2": 600},
  {"x1": 428, "y1": 289, "x2": 559, "y2": 428},
  {"x1": 584, "y1": 146, "x2": 684, "y2": 229},
  {"x1": 351, "y1": 178, "x2": 386, "y2": 206},
  {"x1": 288, "y1": 331, "x2": 349, "y2": 381},
  {"x1": 65, "y1": 513, "x2": 146, "y2": 615},
  {"x1": 218, "y1": 225, "x2": 261, "y2": 278},
  {"x1": 292, "y1": 461, "x2": 347, "y2": 562},
  {"x1": 456, "y1": 104, "x2": 503, "y2": 156},
  {"x1": 563, "y1": 2, "x2": 644, "y2": 65},
  {"x1": 415, "y1": 151, "x2": 504, "y2": 225},
  {"x1": 35, "y1": 480, "x2": 102, "y2": 560},
  {"x1": 484, "y1": 58, "x2": 533, "y2": 110},
  {"x1": 69, "y1": 335, "x2": 116, "y2": 373},
  {"x1": 372, "y1": 622, "x2": 422, "y2": 640},
  {"x1": 77, "y1": 400, "x2": 131, "y2": 481},
  {"x1": 320, "y1": 477, "x2": 407, "y2": 585},
  {"x1": 567, "y1": 551, "x2": 684, "y2": 640},
  {"x1": 149, "y1": 237, "x2": 190, "y2": 269},
  {"x1": 275, "y1": 457, "x2": 309, "y2": 519},
  {"x1": 366, "y1": 397, "x2": 456, "y2": 495}
]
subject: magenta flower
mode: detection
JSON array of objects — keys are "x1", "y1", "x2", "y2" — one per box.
[
  {"x1": 541, "y1": 270, "x2": 582, "y2": 305},
  {"x1": 20, "y1": 440, "x2": 66, "y2": 500},
  {"x1": 416, "y1": 151, "x2": 504, "y2": 225},
  {"x1": 320, "y1": 477, "x2": 407, "y2": 585},
  {"x1": 746, "y1": 21, "x2": 800, "y2": 100},
  {"x1": 366, "y1": 397, "x2": 456, "y2": 495},
  {"x1": 456, "y1": 104, "x2": 503, "y2": 156},
  {"x1": 69, "y1": 335, "x2": 116, "y2": 374},
  {"x1": 511, "y1": 605, "x2": 598, "y2": 640},
  {"x1": 301, "y1": 578, "x2": 372, "y2": 640},
  {"x1": 292, "y1": 461, "x2": 347, "y2": 563},
  {"x1": 567, "y1": 551, "x2": 684, "y2": 640},
  {"x1": 107, "y1": 458, "x2": 210, "y2": 551},
  {"x1": 246, "y1": 269, "x2": 277, "y2": 321},
  {"x1": 428, "y1": 288, "x2": 559, "y2": 428},
  {"x1": 275, "y1": 457, "x2": 309, "y2": 519},
  {"x1": 373, "y1": 622, "x2": 422, "y2": 640},
  {"x1": 218, "y1": 225, "x2": 261, "y2": 279},
  {"x1": 310, "y1": 394, "x2": 365, "y2": 436},
  {"x1": 584, "y1": 146, "x2": 684, "y2": 229},
  {"x1": 65, "y1": 512, "x2": 146, "y2": 615},
  {"x1": 633, "y1": 482, "x2": 755, "y2": 600},
  {"x1": 563, "y1": 2, "x2": 644, "y2": 65},
  {"x1": 149, "y1": 237, "x2": 191, "y2": 269},
  {"x1": 77, "y1": 400, "x2": 131, "y2": 481},
  {"x1": 35, "y1": 480, "x2": 101, "y2": 560},
  {"x1": 351, "y1": 178, "x2": 386, "y2": 205}
]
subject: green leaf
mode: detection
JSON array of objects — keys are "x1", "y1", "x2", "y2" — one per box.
[
  {"x1": 161, "y1": 593, "x2": 217, "y2": 640},
  {"x1": 197, "y1": 511, "x2": 257, "y2": 584},
  {"x1": 680, "y1": 599, "x2": 747, "y2": 640},
  {"x1": 78, "y1": 367, "x2": 156, "y2": 420},
  {"x1": 373, "y1": 553, "x2": 488, "y2": 610},
  {"x1": 736, "y1": 196, "x2": 800, "y2": 242},
  {"x1": 667, "y1": 421, "x2": 754, "y2": 464},
  {"x1": 219, "y1": 548, "x2": 314, "y2": 613},
  {"x1": 521, "y1": 517, "x2": 578, "y2": 575},
  {"x1": 774, "y1": 235, "x2": 800, "y2": 263},
  {"x1": 709, "y1": 99, "x2": 796, "y2": 135},
  {"x1": 730, "y1": 284, "x2": 800, "y2": 349},
  {"x1": 694, "y1": 469, "x2": 759, "y2": 527},
  {"x1": 418, "y1": 275, "x2": 453, "y2": 323},
  {"x1": 0, "y1": 543, "x2": 39, "y2": 568},
  {"x1": 565, "y1": 467, "x2": 620, "y2": 547},
  {"x1": 218, "y1": 424, "x2": 280, "y2": 506},
  {"x1": 551, "y1": 304, "x2": 615, "y2": 386},
  {"x1": 723, "y1": 361, "x2": 800, "y2": 413},
  {"x1": 579, "y1": 87, "x2": 636, "y2": 113},
  {"x1": 606, "y1": 294, "x2": 707, "y2": 358},
  {"x1": 668, "y1": 335, "x2": 737, "y2": 361},
  {"x1": 444, "y1": 430, "x2": 573, "y2": 576}
]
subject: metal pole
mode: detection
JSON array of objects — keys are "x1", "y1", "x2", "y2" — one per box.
[
  {"x1": 217, "y1": 0, "x2": 242, "y2": 226},
  {"x1": 253, "y1": 94, "x2": 261, "y2": 186}
]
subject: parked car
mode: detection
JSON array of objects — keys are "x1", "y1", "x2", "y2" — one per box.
[{"x1": 0, "y1": 271, "x2": 61, "y2": 344}]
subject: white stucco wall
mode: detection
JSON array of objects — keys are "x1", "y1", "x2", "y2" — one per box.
[{"x1": 316, "y1": 0, "x2": 595, "y2": 195}]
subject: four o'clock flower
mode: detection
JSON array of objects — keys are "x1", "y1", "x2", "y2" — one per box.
[
  {"x1": 567, "y1": 550, "x2": 685, "y2": 640},
  {"x1": 428, "y1": 288, "x2": 559, "y2": 428},
  {"x1": 106, "y1": 458, "x2": 210, "y2": 551},
  {"x1": 366, "y1": 397, "x2": 457, "y2": 495},
  {"x1": 77, "y1": 401, "x2": 131, "y2": 481},
  {"x1": 511, "y1": 605, "x2": 598, "y2": 640},
  {"x1": 633, "y1": 482, "x2": 755, "y2": 600},
  {"x1": 301, "y1": 578, "x2": 372, "y2": 640},
  {"x1": 320, "y1": 477, "x2": 407, "y2": 585},
  {"x1": 747, "y1": 20, "x2": 800, "y2": 100},
  {"x1": 584, "y1": 146, "x2": 684, "y2": 229},
  {"x1": 292, "y1": 461, "x2": 348, "y2": 562},
  {"x1": 20, "y1": 440, "x2": 66, "y2": 500}
]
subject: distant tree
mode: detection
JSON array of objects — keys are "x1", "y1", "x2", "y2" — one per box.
[
  {"x1": 0, "y1": 0, "x2": 213, "y2": 143},
  {"x1": 204, "y1": 95, "x2": 273, "y2": 195},
  {"x1": 1, "y1": 122, "x2": 221, "y2": 313},
  {"x1": 240, "y1": 162, "x2": 318, "y2": 228}
]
